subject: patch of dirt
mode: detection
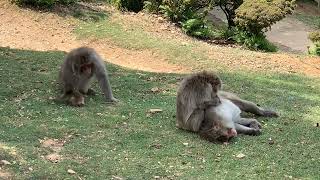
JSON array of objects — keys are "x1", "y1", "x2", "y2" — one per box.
[
  {"x1": 0, "y1": 1, "x2": 319, "y2": 76},
  {"x1": 0, "y1": 170, "x2": 11, "y2": 179},
  {"x1": 40, "y1": 138, "x2": 66, "y2": 163},
  {"x1": 0, "y1": 1, "x2": 188, "y2": 73}
]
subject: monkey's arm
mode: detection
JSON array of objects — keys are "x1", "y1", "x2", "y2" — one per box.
[
  {"x1": 197, "y1": 97, "x2": 221, "y2": 110},
  {"x1": 94, "y1": 63, "x2": 118, "y2": 102},
  {"x1": 234, "y1": 123, "x2": 261, "y2": 135},
  {"x1": 97, "y1": 73, "x2": 118, "y2": 102}
]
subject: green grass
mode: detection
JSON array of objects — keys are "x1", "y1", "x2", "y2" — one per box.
[
  {"x1": 294, "y1": 0, "x2": 320, "y2": 29},
  {"x1": 1, "y1": 46, "x2": 320, "y2": 179}
]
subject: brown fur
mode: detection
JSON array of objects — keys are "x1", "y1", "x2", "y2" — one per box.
[
  {"x1": 58, "y1": 47, "x2": 118, "y2": 106},
  {"x1": 176, "y1": 72, "x2": 279, "y2": 143},
  {"x1": 176, "y1": 71, "x2": 222, "y2": 132}
]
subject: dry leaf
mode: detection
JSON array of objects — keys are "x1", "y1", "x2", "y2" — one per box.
[
  {"x1": 45, "y1": 153, "x2": 61, "y2": 163},
  {"x1": 67, "y1": 169, "x2": 76, "y2": 174},
  {"x1": 236, "y1": 153, "x2": 245, "y2": 159},
  {"x1": 0, "y1": 160, "x2": 11, "y2": 165},
  {"x1": 112, "y1": 175, "x2": 123, "y2": 180},
  {"x1": 268, "y1": 138, "x2": 275, "y2": 145},
  {"x1": 183, "y1": 143, "x2": 188, "y2": 146},
  {"x1": 148, "y1": 109, "x2": 163, "y2": 114},
  {"x1": 151, "y1": 87, "x2": 160, "y2": 93}
]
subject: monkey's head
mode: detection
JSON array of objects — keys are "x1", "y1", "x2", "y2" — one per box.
[
  {"x1": 213, "y1": 119, "x2": 237, "y2": 142},
  {"x1": 69, "y1": 95, "x2": 85, "y2": 107},
  {"x1": 201, "y1": 119, "x2": 237, "y2": 143},
  {"x1": 80, "y1": 63, "x2": 94, "y2": 77},
  {"x1": 199, "y1": 71, "x2": 222, "y2": 92}
]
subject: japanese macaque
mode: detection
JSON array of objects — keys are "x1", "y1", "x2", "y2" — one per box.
[
  {"x1": 59, "y1": 47, "x2": 118, "y2": 106},
  {"x1": 176, "y1": 71, "x2": 279, "y2": 143}
]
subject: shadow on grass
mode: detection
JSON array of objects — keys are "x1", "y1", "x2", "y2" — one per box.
[
  {"x1": 0, "y1": 47, "x2": 319, "y2": 179},
  {"x1": 16, "y1": 1, "x2": 109, "y2": 22}
]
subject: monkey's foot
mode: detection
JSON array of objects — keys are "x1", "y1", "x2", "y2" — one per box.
[
  {"x1": 263, "y1": 110, "x2": 279, "y2": 118},
  {"x1": 86, "y1": 89, "x2": 96, "y2": 95},
  {"x1": 249, "y1": 120, "x2": 262, "y2": 130},
  {"x1": 106, "y1": 97, "x2": 119, "y2": 103}
]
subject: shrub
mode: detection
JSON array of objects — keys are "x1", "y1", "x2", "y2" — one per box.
[
  {"x1": 13, "y1": 0, "x2": 77, "y2": 8},
  {"x1": 144, "y1": 0, "x2": 163, "y2": 13},
  {"x1": 159, "y1": 0, "x2": 196, "y2": 22},
  {"x1": 159, "y1": 0, "x2": 211, "y2": 22},
  {"x1": 229, "y1": 28, "x2": 277, "y2": 52},
  {"x1": 181, "y1": 18, "x2": 215, "y2": 39},
  {"x1": 308, "y1": 31, "x2": 320, "y2": 43},
  {"x1": 308, "y1": 43, "x2": 320, "y2": 56},
  {"x1": 113, "y1": 0, "x2": 144, "y2": 12},
  {"x1": 235, "y1": 0, "x2": 295, "y2": 34},
  {"x1": 308, "y1": 31, "x2": 320, "y2": 56}
]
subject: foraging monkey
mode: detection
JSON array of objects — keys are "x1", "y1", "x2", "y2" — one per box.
[
  {"x1": 59, "y1": 47, "x2": 118, "y2": 106},
  {"x1": 176, "y1": 71, "x2": 279, "y2": 143}
]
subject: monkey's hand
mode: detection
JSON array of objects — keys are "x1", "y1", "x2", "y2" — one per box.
[
  {"x1": 106, "y1": 97, "x2": 119, "y2": 103},
  {"x1": 249, "y1": 120, "x2": 262, "y2": 130},
  {"x1": 204, "y1": 97, "x2": 221, "y2": 107},
  {"x1": 262, "y1": 110, "x2": 279, "y2": 118}
]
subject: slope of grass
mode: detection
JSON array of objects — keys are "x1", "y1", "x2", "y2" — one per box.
[{"x1": 0, "y1": 47, "x2": 320, "y2": 179}]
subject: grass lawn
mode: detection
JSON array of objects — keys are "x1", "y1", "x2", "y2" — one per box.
[
  {"x1": 0, "y1": 3, "x2": 320, "y2": 179},
  {"x1": 1, "y1": 46, "x2": 320, "y2": 179}
]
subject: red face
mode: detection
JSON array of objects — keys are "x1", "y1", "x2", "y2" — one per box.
[
  {"x1": 80, "y1": 63, "x2": 93, "y2": 77},
  {"x1": 212, "y1": 121, "x2": 237, "y2": 142}
]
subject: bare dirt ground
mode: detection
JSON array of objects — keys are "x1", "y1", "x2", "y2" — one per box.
[
  {"x1": 0, "y1": 1, "x2": 186, "y2": 73},
  {"x1": 0, "y1": 1, "x2": 320, "y2": 76}
]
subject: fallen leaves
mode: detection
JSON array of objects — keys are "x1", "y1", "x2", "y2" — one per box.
[
  {"x1": 268, "y1": 138, "x2": 275, "y2": 145},
  {"x1": 146, "y1": 108, "x2": 163, "y2": 117},
  {"x1": 45, "y1": 153, "x2": 61, "y2": 163},
  {"x1": 67, "y1": 169, "x2": 76, "y2": 174},
  {"x1": 40, "y1": 138, "x2": 67, "y2": 163},
  {"x1": 0, "y1": 160, "x2": 11, "y2": 166},
  {"x1": 235, "y1": 153, "x2": 246, "y2": 159}
]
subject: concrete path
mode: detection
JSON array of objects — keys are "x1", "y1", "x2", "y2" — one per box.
[{"x1": 208, "y1": 8, "x2": 313, "y2": 53}]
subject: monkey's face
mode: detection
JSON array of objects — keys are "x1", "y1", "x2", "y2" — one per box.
[
  {"x1": 212, "y1": 120, "x2": 237, "y2": 142},
  {"x1": 80, "y1": 63, "x2": 94, "y2": 77}
]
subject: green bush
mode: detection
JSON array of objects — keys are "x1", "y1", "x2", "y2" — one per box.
[
  {"x1": 229, "y1": 28, "x2": 277, "y2": 52},
  {"x1": 308, "y1": 43, "x2": 320, "y2": 56},
  {"x1": 144, "y1": 0, "x2": 163, "y2": 13},
  {"x1": 308, "y1": 31, "x2": 320, "y2": 56},
  {"x1": 181, "y1": 18, "x2": 215, "y2": 39},
  {"x1": 235, "y1": 0, "x2": 295, "y2": 34},
  {"x1": 308, "y1": 31, "x2": 320, "y2": 43},
  {"x1": 13, "y1": 0, "x2": 77, "y2": 8},
  {"x1": 159, "y1": 0, "x2": 204, "y2": 22},
  {"x1": 113, "y1": 0, "x2": 144, "y2": 12}
]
